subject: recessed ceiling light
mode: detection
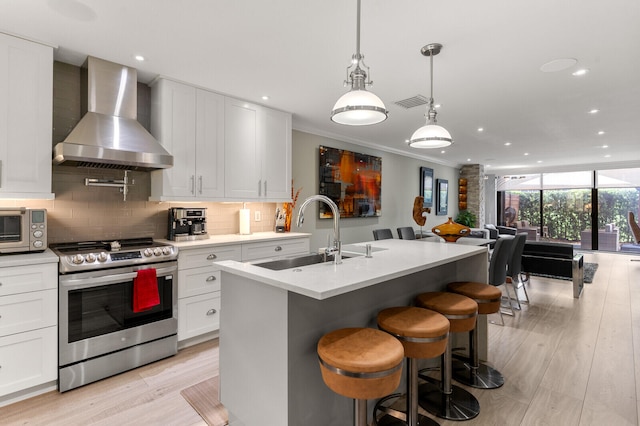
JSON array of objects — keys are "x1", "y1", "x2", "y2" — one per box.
[
  {"x1": 440, "y1": 150, "x2": 446, "y2": 154},
  {"x1": 539, "y1": 58, "x2": 578, "y2": 73},
  {"x1": 604, "y1": 154, "x2": 611, "y2": 158},
  {"x1": 602, "y1": 144, "x2": 609, "y2": 148},
  {"x1": 597, "y1": 131, "x2": 605, "y2": 135},
  {"x1": 524, "y1": 152, "x2": 529, "y2": 156},
  {"x1": 134, "y1": 55, "x2": 145, "y2": 61},
  {"x1": 572, "y1": 68, "x2": 589, "y2": 76},
  {"x1": 504, "y1": 142, "x2": 511, "y2": 146},
  {"x1": 537, "y1": 160, "x2": 543, "y2": 163},
  {"x1": 261, "y1": 95, "x2": 270, "y2": 101},
  {"x1": 588, "y1": 108, "x2": 600, "y2": 114},
  {"x1": 434, "y1": 104, "x2": 441, "y2": 109},
  {"x1": 466, "y1": 158, "x2": 471, "y2": 162},
  {"x1": 405, "y1": 139, "x2": 410, "y2": 143},
  {"x1": 477, "y1": 127, "x2": 484, "y2": 132}
]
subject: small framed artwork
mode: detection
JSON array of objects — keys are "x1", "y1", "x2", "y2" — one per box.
[
  {"x1": 436, "y1": 178, "x2": 448, "y2": 215},
  {"x1": 419, "y1": 167, "x2": 434, "y2": 208}
]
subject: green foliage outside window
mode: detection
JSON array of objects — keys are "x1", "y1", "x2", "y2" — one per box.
[{"x1": 507, "y1": 188, "x2": 640, "y2": 243}]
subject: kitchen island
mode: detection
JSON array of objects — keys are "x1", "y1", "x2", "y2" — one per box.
[{"x1": 216, "y1": 239, "x2": 488, "y2": 426}]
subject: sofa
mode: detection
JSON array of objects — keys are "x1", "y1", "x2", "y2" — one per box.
[
  {"x1": 521, "y1": 241, "x2": 584, "y2": 298},
  {"x1": 580, "y1": 224, "x2": 619, "y2": 251}
]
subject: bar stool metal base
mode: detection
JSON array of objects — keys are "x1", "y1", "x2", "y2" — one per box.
[
  {"x1": 374, "y1": 393, "x2": 440, "y2": 426},
  {"x1": 417, "y1": 376, "x2": 480, "y2": 421},
  {"x1": 452, "y1": 359, "x2": 504, "y2": 389}
]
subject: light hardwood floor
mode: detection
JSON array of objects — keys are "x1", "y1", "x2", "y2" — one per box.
[{"x1": 1, "y1": 251, "x2": 638, "y2": 425}]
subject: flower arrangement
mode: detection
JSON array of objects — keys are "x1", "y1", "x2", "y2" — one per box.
[{"x1": 283, "y1": 181, "x2": 302, "y2": 232}]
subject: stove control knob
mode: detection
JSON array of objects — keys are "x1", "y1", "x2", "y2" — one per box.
[
  {"x1": 143, "y1": 248, "x2": 154, "y2": 257},
  {"x1": 71, "y1": 254, "x2": 84, "y2": 264},
  {"x1": 162, "y1": 247, "x2": 172, "y2": 255},
  {"x1": 85, "y1": 253, "x2": 97, "y2": 263},
  {"x1": 153, "y1": 247, "x2": 162, "y2": 256},
  {"x1": 97, "y1": 252, "x2": 108, "y2": 262}
]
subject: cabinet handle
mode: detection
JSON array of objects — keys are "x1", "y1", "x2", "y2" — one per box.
[
  {"x1": 264, "y1": 180, "x2": 267, "y2": 197},
  {"x1": 206, "y1": 275, "x2": 216, "y2": 282},
  {"x1": 274, "y1": 245, "x2": 282, "y2": 252},
  {"x1": 207, "y1": 254, "x2": 217, "y2": 260},
  {"x1": 198, "y1": 175, "x2": 203, "y2": 194},
  {"x1": 206, "y1": 309, "x2": 217, "y2": 316},
  {"x1": 190, "y1": 175, "x2": 195, "y2": 194},
  {"x1": 258, "y1": 179, "x2": 262, "y2": 196}
]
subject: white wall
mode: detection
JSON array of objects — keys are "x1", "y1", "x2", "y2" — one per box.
[{"x1": 292, "y1": 130, "x2": 459, "y2": 250}]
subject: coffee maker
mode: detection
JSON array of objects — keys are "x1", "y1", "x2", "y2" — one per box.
[{"x1": 168, "y1": 207, "x2": 208, "y2": 241}]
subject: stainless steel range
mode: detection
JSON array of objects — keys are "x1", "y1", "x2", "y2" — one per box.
[{"x1": 50, "y1": 237, "x2": 179, "y2": 392}]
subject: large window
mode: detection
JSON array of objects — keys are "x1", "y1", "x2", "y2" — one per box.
[{"x1": 497, "y1": 168, "x2": 640, "y2": 252}]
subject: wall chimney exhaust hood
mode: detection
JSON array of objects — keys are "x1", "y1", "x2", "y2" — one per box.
[{"x1": 53, "y1": 56, "x2": 173, "y2": 171}]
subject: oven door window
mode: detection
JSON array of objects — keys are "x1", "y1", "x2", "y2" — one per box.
[
  {"x1": 67, "y1": 275, "x2": 173, "y2": 343},
  {"x1": 0, "y1": 216, "x2": 21, "y2": 242}
]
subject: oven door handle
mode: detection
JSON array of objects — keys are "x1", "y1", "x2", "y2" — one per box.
[{"x1": 59, "y1": 265, "x2": 176, "y2": 289}]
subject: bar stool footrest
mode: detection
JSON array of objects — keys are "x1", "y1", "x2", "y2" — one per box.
[
  {"x1": 452, "y1": 359, "x2": 504, "y2": 389},
  {"x1": 374, "y1": 393, "x2": 440, "y2": 426},
  {"x1": 417, "y1": 377, "x2": 480, "y2": 421}
]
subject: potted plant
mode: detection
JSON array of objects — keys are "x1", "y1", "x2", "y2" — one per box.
[{"x1": 455, "y1": 210, "x2": 477, "y2": 228}]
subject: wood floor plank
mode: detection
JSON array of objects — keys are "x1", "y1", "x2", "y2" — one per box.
[{"x1": 521, "y1": 387, "x2": 583, "y2": 426}]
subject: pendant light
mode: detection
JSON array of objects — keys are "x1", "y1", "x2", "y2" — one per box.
[
  {"x1": 408, "y1": 43, "x2": 453, "y2": 148},
  {"x1": 330, "y1": 0, "x2": 388, "y2": 126}
]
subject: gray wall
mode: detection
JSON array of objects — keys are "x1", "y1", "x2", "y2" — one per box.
[{"x1": 291, "y1": 130, "x2": 459, "y2": 250}]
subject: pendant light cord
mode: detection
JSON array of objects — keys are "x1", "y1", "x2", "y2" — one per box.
[{"x1": 355, "y1": 0, "x2": 361, "y2": 58}]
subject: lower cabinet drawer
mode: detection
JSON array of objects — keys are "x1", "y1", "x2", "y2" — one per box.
[
  {"x1": 0, "y1": 289, "x2": 57, "y2": 337},
  {"x1": 0, "y1": 326, "x2": 57, "y2": 397},
  {"x1": 178, "y1": 292, "x2": 221, "y2": 341},
  {"x1": 241, "y1": 238, "x2": 310, "y2": 261},
  {"x1": 178, "y1": 267, "x2": 221, "y2": 299}
]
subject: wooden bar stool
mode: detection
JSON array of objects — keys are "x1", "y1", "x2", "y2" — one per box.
[
  {"x1": 374, "y1": 306, "x2": 449, "y2": 426},
  {"x1": 414, "y1": 292, "x2": 480, "y2": 421},
  {"x1": 318, "y1": 328, "x2": 404, "y2": 426}
]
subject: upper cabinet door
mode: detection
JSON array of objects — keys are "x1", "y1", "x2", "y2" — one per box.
[
  {"x1": 0, "y1": 33, "x2": 53, "y2": 199},
  {"x1": 195, "y1": 89, "x2": 225, "y2": 198},
  {"x1": 150, "y1": 78, "x2": 197, "y2": 200},
  {"x1": 261, "y1": 108, "x2": 292, "y2": 201},
  {"x1": 224, "y1": 98, "x2": 261, "y2": 199}
]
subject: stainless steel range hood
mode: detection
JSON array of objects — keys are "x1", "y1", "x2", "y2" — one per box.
[{"x1": 53, "y1": 56, "x2": 173, "y2": 171}]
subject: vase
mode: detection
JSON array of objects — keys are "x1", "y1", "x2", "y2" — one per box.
[
  {"x1": 432, "y1": 217, "x2": 471, "y2": 242},
  {"x1": 283, "y1": 202, "x2": 293, "y2": 232}
]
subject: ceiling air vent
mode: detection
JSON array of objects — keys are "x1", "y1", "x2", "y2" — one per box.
[{"x1": 393, "y1": 95, "x2": 429, "y2": 109}]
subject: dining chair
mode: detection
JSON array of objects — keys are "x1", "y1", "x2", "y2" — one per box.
[
  {"x1": 506, "y1": 233, "x2": 529, "y2": 309},
  {"x1": 396, "y1": 227, "x2": 416, "y2": 240},
  {"x1": 373, "y1": 228, "x2": 394, "y2": 240}
]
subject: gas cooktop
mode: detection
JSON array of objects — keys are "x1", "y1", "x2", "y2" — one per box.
[{"x1": 50, "y1": 237, "x2": 178, "y2": 273}]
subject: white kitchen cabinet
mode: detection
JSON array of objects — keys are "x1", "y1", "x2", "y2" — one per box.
[
  {"x1": 0, "y1": 33, "x2": 54, "y2": 199},
  {"x1": 0, "y1": 261, "x2": 57, "y2": 399},
  {"x1": 224, "y1": 98, "x2": 292, "y2": 201},
  {"x1": 176, "y1": 244, "x2": 241, "y2": 344},
  {"x1": 0, "y1": 327, "x2": 57, "y2": 397},
  {"x1": 150, "y1": 78, "x2": 225, "y2": 201}
]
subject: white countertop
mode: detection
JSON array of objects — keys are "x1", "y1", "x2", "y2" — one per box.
[
  {"x1": 216, "y1": 239, "x2": 486, "y2": 300},
  {"x1": 0, "y1": 249, "x2": 59, "y2": 267},
  {"x1": 158, "y1": 231, "x2": 310, "y2": 248}
]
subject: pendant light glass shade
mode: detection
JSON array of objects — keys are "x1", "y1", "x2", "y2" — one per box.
[
  {"x1": 408, "y1": 43, "x2": 452, "y2": 148},
  {"x1": 331, "y1": 89, "x2": 388, "y2": 126},
  {"x1": 330, "y1": 0, "x2": 388, "y2": 126},
  {"x1": 409, "y1": 122, "x2": 453, "y2": 148}
]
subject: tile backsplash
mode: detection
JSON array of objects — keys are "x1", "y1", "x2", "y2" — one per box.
[{"x1": 0, "y1": 167, "x2": 279, "y2": 244}]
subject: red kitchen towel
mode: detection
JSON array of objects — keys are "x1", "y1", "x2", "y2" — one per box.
[{"x1": 133, "y1": 268, "x2": 160, "y2": 313}]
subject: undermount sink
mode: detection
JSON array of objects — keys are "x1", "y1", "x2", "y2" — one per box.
[{"x1": 253, "y1": 252, "x2": 360, "y2": 271}]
